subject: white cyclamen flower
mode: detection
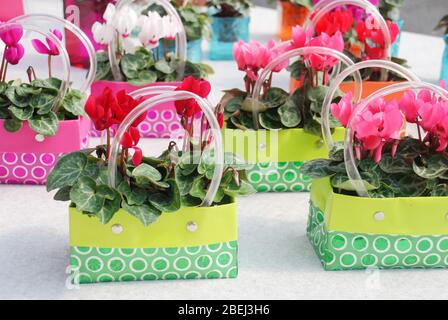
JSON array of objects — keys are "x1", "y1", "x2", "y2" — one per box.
[
  {"x1": 138, "y1": 12, "x2": 164, "y2": 49},
  {"x1": 161, "y1": 15, "x2": 180, "y2": 40},
  {"x1": 91, "y1": 22, "x2": 115, "y2": 45},
  {"x1": 113, "y1": 6, "x2": 138, "y2": 38},
  {"x1": 103, "y1": 3, "x2": 116, "y2": 24}
]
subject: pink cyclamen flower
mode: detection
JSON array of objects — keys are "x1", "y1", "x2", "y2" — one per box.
[
  {"x1": 0, "y1": 25, "x2": 23, "y2": 46},
  {"x1": 353, "y1": 98, "x2": 405, "y2": 163},
  {"x1": 32, "y1": 29, "x2": 63, "y2": 56},
  {"x1": 399, "y1": 90, "x2": 421, "y2": 123},
  {"x1": 305, "y1": 31, "x2": 344, "y2": 71},
  {"x1": 4, "y1": 44, "x2": 24, "y2": 65},
  {"x1": 331, "y1": 91, "x2": 355, "y2": 127}
]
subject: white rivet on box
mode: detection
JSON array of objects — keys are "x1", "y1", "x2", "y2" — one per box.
[
  {"x1": 259, "y1": 143, "x2": 266, "y2": 151},
  {"x1": 112, "y1": 224, "x2": 123, "y2": 234},
  {"x1": 187, "y1": 221, "x2": 198, "y2": 232},
  {"x1": 373, "y1": 211, "x2": 385, "y2": 221},
  {"x1": 35, "y1": 134, "x2": 45, "y2": 142}
]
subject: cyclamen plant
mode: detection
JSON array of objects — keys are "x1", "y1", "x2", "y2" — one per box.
[
  {"x1": 47, "y1": 78, "x2": 255, "y2": 226},
  {"x1": 0, "y1": 25, "x2": 85, "y2": 136},
  {"x1": 220, "y1": 30, "x2": 344, "y2": 135},
  {"x1": 301, "y1": 81, "x2": 448, "y2": 198},
  {"x1": 93, "y1": 3, "x2": 211, "y2": 85},
  {"x1": 435, "y1": 15, "x2": 448, "y2": 36},
  {"x1": 207, "y1": 0, "x2": 251, "y2": 17}
]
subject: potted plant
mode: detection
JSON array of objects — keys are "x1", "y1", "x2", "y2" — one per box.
[
  {"x1": 0, "y1": 18, "x2": 95, "y2": 185},
  {"x1": 143, "y1": 0, "x2": 211, "y2": 63},
  {"x1": 298, "y1": 0, "x2": 407, "y2": 99},
  {"x1": 379, "y1": 0, "x2": 405, "y2": 57},
  {"x1": 91, "y1": 1, "x2": 212, "y2": 138},
  {"x1": 302, "y1": 63, "x2": 448, "y2": 270},
  {"x1": 207, "y1": 0, "x2": 251, "y2": 60},
  {"x1": 219, "y1": 34, "x2": 357, "y2": 192},
  {"x1": 47, "y1": 78, "x2": 255, "y2": 284},
  {"x1": 276, "y1": 0, "x2": 313, "y2": 41},
  {"x1": 436, "y1": 15, "x2": 448, "y2": 84}
]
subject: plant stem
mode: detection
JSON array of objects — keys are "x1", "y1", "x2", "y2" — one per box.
[
  {"x1": 2, "y1": 63, "x2": 8, "y2": 82},
  {"x1": 416, "y1": 120, "x2": 422, "y2": 142},
  {"x1": 48, "y1": 55, "x2": 52, "y2": 78},
  {"x1": 0, "y1": 46, "x2": 6, "y2": 82},
  {"x1": 106, "y1": 128, "x2": 111, "y2": 160}
]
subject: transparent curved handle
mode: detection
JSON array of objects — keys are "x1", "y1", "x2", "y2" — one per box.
[
  {"x1": 108, "y1": 90, "x2": 223, "y2": 207},
  {"x1": 0, "y1": 22, "x2": 70, "y2": 112},
  {"x1": 251, "y1": 46, "x2": 361, "y2": 129},
  {"x1": 305, "y1": 0, "x2": 392, "y2": 59},
  {"x1": 9, "y1": 14, "x2": 97, "y2": 94},
  {"x1": 109, "y1": 0, "x2": 187, "y2": 82},
  {"x1": 344, "y1": 81, "x2": 448, "y2": 197},
  {"x1": 322, "y1": 60, "x2": 420, "y2": 148},
  {"x1": 128, "y1": 85, "x2": 178, "y2": 99}
]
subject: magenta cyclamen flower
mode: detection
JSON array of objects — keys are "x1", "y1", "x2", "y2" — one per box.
[
  {"x1": 0, "y1": 25, "x2": 24, "y2": 46},
  {"x1": 32, "y1": 29, "x2": 63, "y2": 56},
  {"x1": 4, "y1": 44, "x2": 24, "y2": 65}
]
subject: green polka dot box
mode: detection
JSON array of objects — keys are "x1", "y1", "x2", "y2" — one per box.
[
  {"x1": 223, "y1": 128, "x2": 345, "y2": 193},
  {"x1": 308, "y1": 178, "x2": 448, "y2": 271},
  {"x1": 69, "y1": 201, "x2": 238, "y2": 284}
]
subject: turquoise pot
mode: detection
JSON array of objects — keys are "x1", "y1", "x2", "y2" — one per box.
[
  {"x1": 154, "y1": 38, "x2": 203, "y2": 63},
  {"x1": 391, "y1": 19, "x2": 404, "y2": 58},
  {"x1": 441, "y1": 35, "x2": 448, "y2": 83},
  {"x1": 209, "y1": 15, "x2": 250, "y2": 61}
]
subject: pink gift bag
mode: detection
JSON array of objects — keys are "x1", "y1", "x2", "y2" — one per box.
[
  {"x1": 0, "y1": 15, "x2": 96, "y2": 185},
  {"x1": 0, "y1": 0, "x2": 24, "y2": 21},
  {"x1": 90, "y1": 0, "x2": 192, "y2": 139}
]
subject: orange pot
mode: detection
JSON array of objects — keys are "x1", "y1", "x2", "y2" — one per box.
[
  {"x1": 278, "y1": 1, "x2": 310, "y2": 41},
  {"x1": 290, "y1": 78, "x2": 404, "y2": 100}
]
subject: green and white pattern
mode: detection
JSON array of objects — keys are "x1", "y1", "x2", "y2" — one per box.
[
  {"x1": 70, "y1": 241, "x2": 238, "y2": 284},
  {"x1": 246, "y1": 162, "x2": 312, "y2": 193},
  {"x1": 307, "y1": 201, "x2": 448, "y2": 270}
]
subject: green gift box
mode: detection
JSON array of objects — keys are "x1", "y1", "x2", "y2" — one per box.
[{"x1": 223, "y1": 128, "x2": 345, "y2": 192}]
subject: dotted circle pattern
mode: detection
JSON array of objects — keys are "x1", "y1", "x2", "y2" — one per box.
[
  {"x1": 246, "y1": 162, "x2": 312, "y2": 193},
  {"x1": 90, "y1": 106, "x2": 202, "y2": 139},
  {"x1": 307, "y1": 201, "x2": 448, "y2": 271},
  {"x1": 70, "y1": 241, "x2": 238, "y2": 284},
  {"x1": 0, "y1": 152, "x2": 60, "y2": 185}
]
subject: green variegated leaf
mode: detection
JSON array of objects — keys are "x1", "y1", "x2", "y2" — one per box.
[
  {"x1": 413, "y1": 154, "x2": 448, "y2": 179},
  {"x1": 430, "y1": 184, "x2": 448, "y2": 197},
  {"x1": 262, "y1": 87, "x2": 289, "y2": 109},
  {"x1": 148, "y1": 180, "x2": 181, "y2": 213},
  {"x1": 121, "y1": 201, "x2": 161, "y2": 227},
  {"x1": 331, "y1": 172, "x2": 380, "y2": 191},
  {"x1": 70, "y1": 176, "x2": 102, "y2": 213},
  {"x1": 28, "y1": 111, "x2": 59, "y2": 136},
  {"x1": 300, "y1": 159, "x2": 336, "y2": 179},
  {"x1": 8, "y1": 105, "x2": 33, "y2": 120},
  {"x1": 278, "y1": 99, "x2": 301, "y2": 128},
  {"x1": 53, "y1": 186, "x2": 72, "y2": 201},
  {"x1": 3, "y1": 118, "x2": 22, "y2": 132},
  {"x1": 189, "y1": 176, "x2": 207, "y2": 200},
  {"x1": 224, "y1": 179, "x2": 256, "y2": 198}
]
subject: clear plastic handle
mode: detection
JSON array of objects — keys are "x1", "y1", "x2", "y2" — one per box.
[
  {"x1": 305, "y1": 0, "x2": 392, "y2": 59},
  {"x1": 251, "y1": 46, "x2": 361, "y2": 129},
  {"x1": 108, "y1": 90, "x2": 223, "y2": 207},
  {"x1": 344, "y1": 81, "x2": 448, "y2": 197},
  {"x1": 128, "y1": 85, "x2": 178, "y2": 99},
  {"x1": 322, "y1": 60, "x2": 420, "y2": 149},
  {"x1": 9, "y1": 14, "x2": 97, "y2": 92},
  {"x1": 109, "y1": 0, "x2": 187, "y2": 82},
  {"x1": 0, "y1": 22, "x2": 70, "y2": 111},
  {"x1": 9, "y1": 14, "x2": 97, "y2": 94}
]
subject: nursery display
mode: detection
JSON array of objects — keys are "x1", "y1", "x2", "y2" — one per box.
[
  {"x1": 143, "y1": 0, "x2": 210, "y2": 62},
  {"x1": 302, "y1": 59, "x2": 448, "y2": 270},
  {"x1": 91, "y1": 0, "x2": 212, "y2": 138},
  {"x1": 436, "y1": 15, "x2": 448, "y2": 84},
  {"x1": 207, "y1": 0, "x2": 251, "y2": 60},
  {"x1": 302, "y1": 0, "x2": 407, "y2": 98},
  {"x1": 47, "y1": 78, "x2": 255, "y2": 284},
  {"x1": 220, "y1": 36, "x2": 359, "y2": 192},
  {"x1": 277, "y1": 0, "x2": 312, "y2": 41},
  {"x1": 0, "y1": 16, "x2": 96, "y2": 185}
]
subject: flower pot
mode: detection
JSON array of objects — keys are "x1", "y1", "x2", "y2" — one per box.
[
  {"x1": 63, "y1": 0, "x2": 116, "y2": 68},
  {"x1": 441, "y1": 35, "x2": 448, "y2": 84},
  {"x1": 223, "y1": 128, "x2": 345, "y2": 192},
  {"x1": 69, "y1": 201, "x2": 238, "y2": 283},
  {"x1": 0, "y1": 117, "x2": 90, "y2": 185},
  {"x1": 0, "y1": 0, "x2": 24, "y2": 21},
  {"x1": 391, "y1": 19, "x2": 404, "y2": 58},
  {"x1": 209, "y1": 15, "x2": 250, "y2": 61},
  {"x1": 308, "y1": 177, "x2": 448, "y2": 270},
  {"x1": 89, "y1": 81, "x2": 202, "y2": 139},
  {"x1": 278, "y1": 1, "x2": 309, "y2": 41}
]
